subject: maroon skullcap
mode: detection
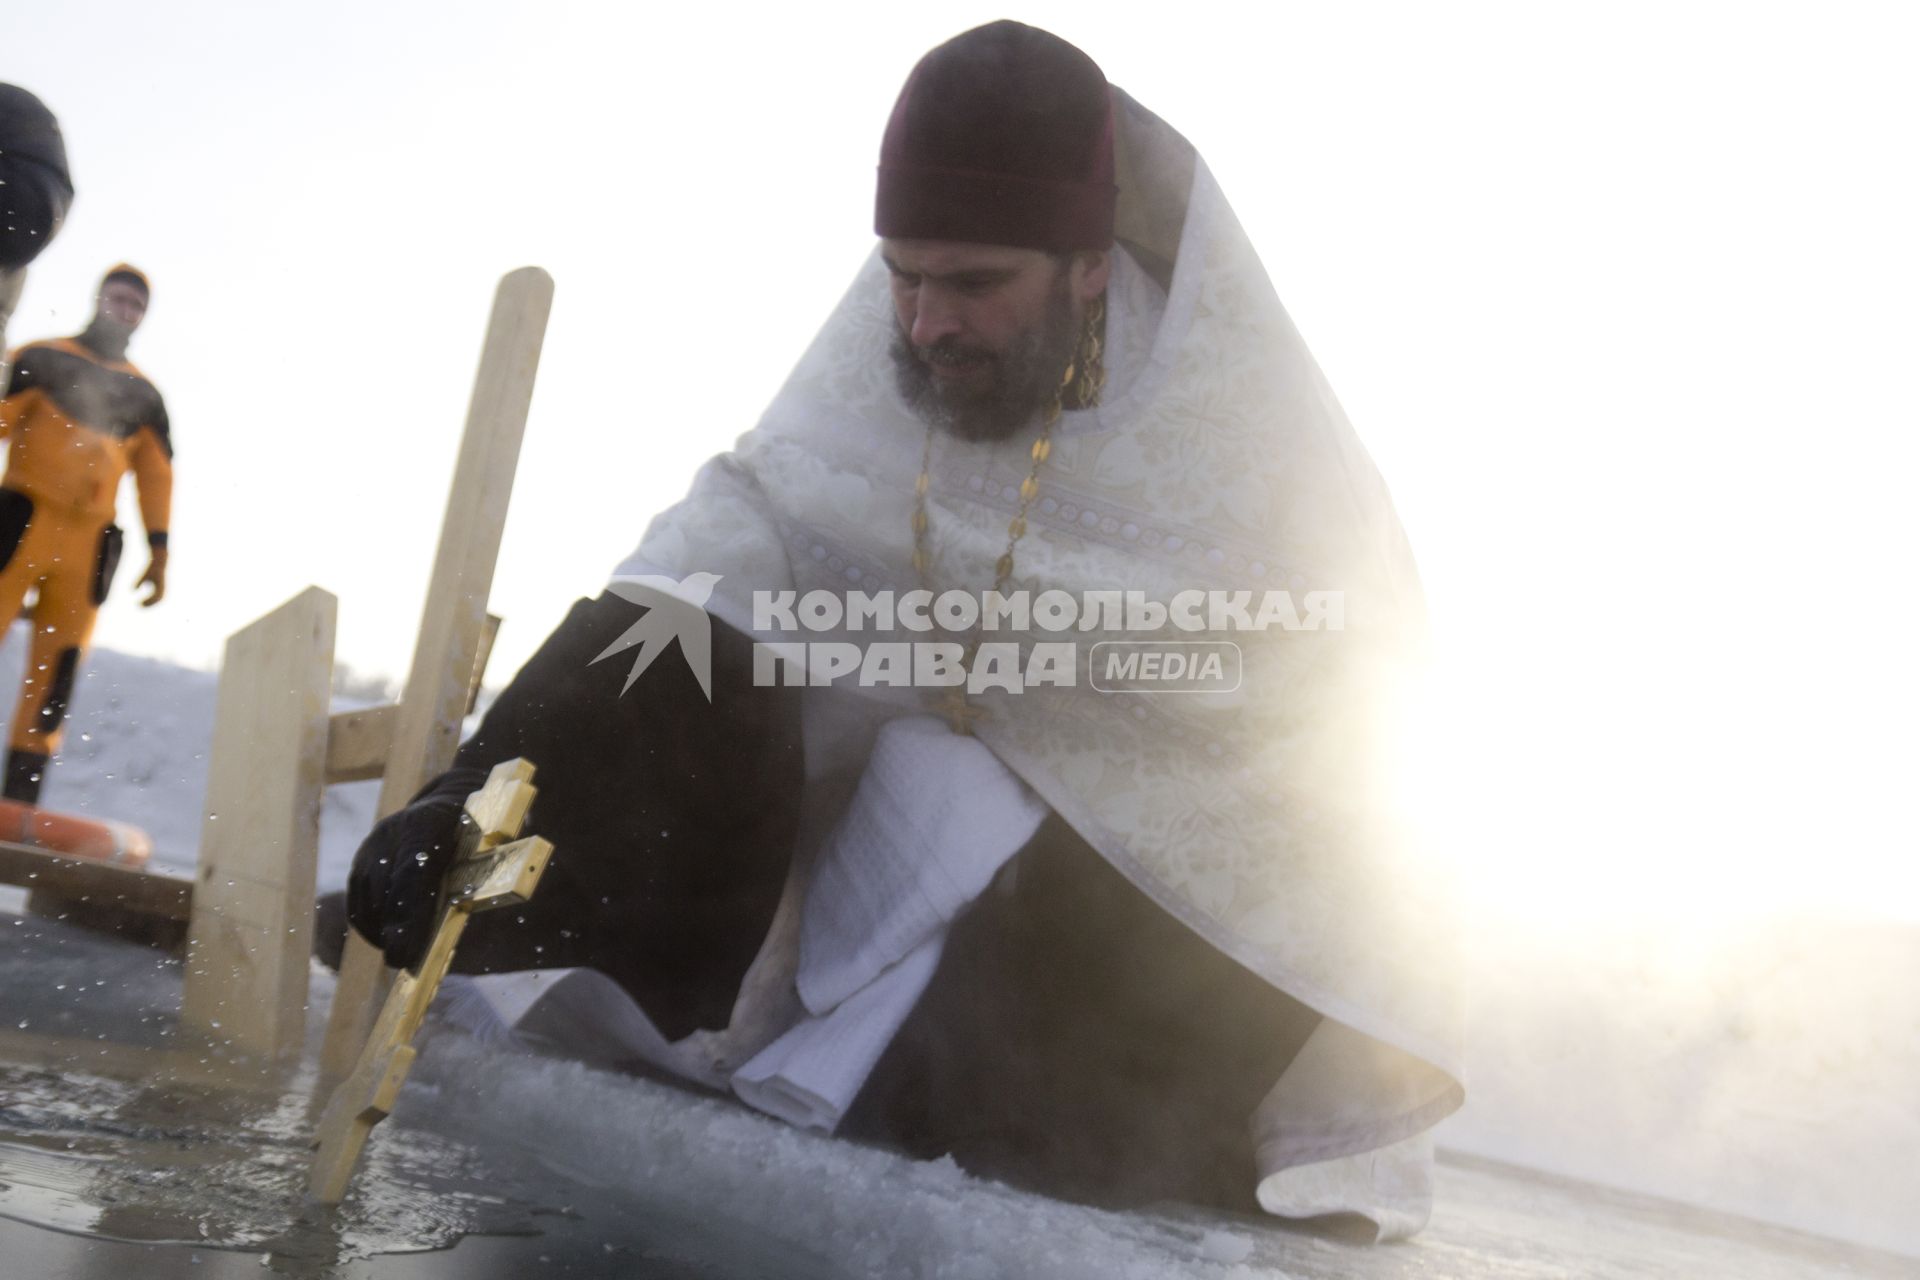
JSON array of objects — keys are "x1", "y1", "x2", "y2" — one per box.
[{"x1": 876, "y1": 21, "x2": 1117, "y2": 253}]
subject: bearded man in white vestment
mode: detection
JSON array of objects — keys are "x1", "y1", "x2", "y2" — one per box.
[{"x1": 333, "y1": 20, "x2": 1463, "y2": 1241}]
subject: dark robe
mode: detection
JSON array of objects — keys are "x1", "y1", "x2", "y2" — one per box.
[{"x1": 330, "y1": 591, "x2": 1320, "y2": 1212}]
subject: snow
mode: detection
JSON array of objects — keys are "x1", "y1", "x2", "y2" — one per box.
[
  {"x1": 0, "y1": 623, "x2": 383, "y2": 885},
  {"x1": 1, "y1": 628, "x2": 1915, "y2": 1272}
]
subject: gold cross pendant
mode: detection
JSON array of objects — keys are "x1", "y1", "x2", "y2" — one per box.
[
  {"x1": 936, "y1": 686, "x2": 987, "y2": 736},
  {"x1": 308, "y1": 758, "x2": 555, "y2": 1203}
]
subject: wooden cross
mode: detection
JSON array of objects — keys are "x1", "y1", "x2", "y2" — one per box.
[{"x1": 307, "y1": 757, "x2": 554, "y2": 1203}]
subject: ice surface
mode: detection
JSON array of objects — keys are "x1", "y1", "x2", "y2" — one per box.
[
  {"x1": 3, "y1": 891, "x2": 1916, "y2": 1275},
  {"x1": 0, "y1": 630, "x2": 1914, "y2": 1272},
  {"x1": 1438, "y1": 913, "x2": 1920, "y2": 1258}
]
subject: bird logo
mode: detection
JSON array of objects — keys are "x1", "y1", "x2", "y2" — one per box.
[{"x1": 593, "y1": 572, "x2": 723, "y2": 701}]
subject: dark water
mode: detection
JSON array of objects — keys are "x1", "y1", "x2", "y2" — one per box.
[
  {"x1": 0, "y1": 1047, "x2": 800, "y2": 1278},
  {"x1": 0, "y1": 910, "x2": 825, "y2": 1279},
  {"x1": 0, "y1": 1055, "x2": 536, "y2": 1264}
]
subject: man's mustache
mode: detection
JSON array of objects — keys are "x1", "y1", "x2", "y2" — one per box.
[{"x1": 915, "y1": 338, "x2": 996, "y2": 369}]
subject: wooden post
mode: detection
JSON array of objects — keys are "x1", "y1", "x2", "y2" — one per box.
[
  {"x1": 321, "y1": 615, "x2": 496, "y2": 786},
  {"x1": 466, "y1": 612, "x2": 503, "y2": 717},
  {"x1": 308, "y1": 759, "x2": 552, "y2": 1203},
  {"x1": 180, "y1": 587, "x2": 337, "y2": 1061},
  {"x1": 319, "y1": 268, "x2": 553, "y2": 1079}
]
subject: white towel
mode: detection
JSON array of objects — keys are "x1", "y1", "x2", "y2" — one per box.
[
  {"x1": 731, "y1": 934, "x2": 945, "y2": 1131},
  {"x1": 796, "y1": 715, "x2": 1047, "y2": 1016}
]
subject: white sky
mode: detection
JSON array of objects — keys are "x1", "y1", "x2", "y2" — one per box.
[{"x1": 4, "y1": 2, "x2": 1917, "y2": 922}]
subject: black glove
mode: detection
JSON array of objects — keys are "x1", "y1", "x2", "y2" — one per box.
[{"x1": 345, "y1": 766, "x2": 485, "y2": 972}]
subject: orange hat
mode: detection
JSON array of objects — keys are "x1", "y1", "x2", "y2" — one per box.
[{"x1": 101, "y1": 263, "x2": 150, "y2": 301}]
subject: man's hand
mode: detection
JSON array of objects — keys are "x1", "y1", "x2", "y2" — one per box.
[
  {"x1": 345, "y1": 794, "x2": 469, "y2": 972},
  {"x1": 136, "y1": 547, "x2": 168, "y2": 607}
]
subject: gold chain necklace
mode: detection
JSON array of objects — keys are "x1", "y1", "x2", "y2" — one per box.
[{"x1": 912, "y1": 294, "x2": 1106, "y2": 733}]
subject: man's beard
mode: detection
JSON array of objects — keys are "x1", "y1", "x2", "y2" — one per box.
[{"x1": 890, "y1": 271, "x2": 1078, "y2": 443}]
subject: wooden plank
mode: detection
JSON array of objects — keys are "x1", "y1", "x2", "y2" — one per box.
[
  {"x1": 19, "y1": 890, "x2": 189, "y2": 952},
  {"x1": 0, "y1": 1027, "x2": 294, "y2": 1093},
  {"x1": 379, "y1": 272, "x2": 551, "y2": 810},
  {"x1": 325, "y1": 704, "x2": 397, "y2": 784},
  {"x1": 180, "y1": 586, "x2": 338, "y2": 1063},
  {"x1": 0, "y1": 839, "x2": 192, "y2": 919},
  {"x1": 319, "y1": 268, "x2": 553, "y2": 1081},
  {"x1": 467, "y1": 612, "x2": 502, "y2": 715}
]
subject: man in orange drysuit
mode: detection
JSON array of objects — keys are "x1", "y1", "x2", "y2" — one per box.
[{"x1": 0, "y1": 265, "x2": 172, "y2": 804}]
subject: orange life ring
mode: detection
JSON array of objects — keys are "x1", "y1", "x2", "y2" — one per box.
[{"x1": 0, "y1": 797, "x2": 152, "y2": 868}]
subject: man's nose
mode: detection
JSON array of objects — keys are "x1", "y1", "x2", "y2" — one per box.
[{"x1": 909, "y1": 290, "x2": 962, "y2": 348}]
